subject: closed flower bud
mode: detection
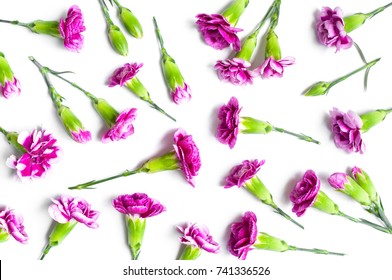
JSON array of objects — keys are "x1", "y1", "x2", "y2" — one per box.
[
  {"x1": 344, "y1": 13, "x2": 369, "y2": 33},
  {"x1": 58, "y1": 105, "x2": 91, "y2": 143},
  {"x1": 108, "y1": 24, "x2": 128, "y2": 56},
  {"x1": 360, "y1": 109, "x2": 391, "y2": 133},
  {"x1": 304, "y1": 81, "x2": 331, "y2": 96},
  {"x1": 351, "y1": 167, "x2": 378, "y2": 203},
  {"x1": 265, "y1": 30, "x2": 281, "y2": 60},
  {"x1": 119, "y1": 6, "x2": 143, "y2": 39}
]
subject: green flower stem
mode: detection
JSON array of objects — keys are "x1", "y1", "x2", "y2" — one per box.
[
  {"x1": 329, "y1": 58, "x2": 380, "y2": 88},
  {"x1": 0, "y1": 19, "x2": 30, "y2": 28},
  {"x1": 267, "y1": 0, "x2": 281, "y2": 32},
  {"x1": 110, "y1": 0, "x2": 123, "y2": 8},
  {"x1": 288, "y1": 246, "x2": 345, "y2": 256},
  {"x1": 272, "y1": 126, "x2": 320, "y2": 145},
  {"x1": 39, "y1": 243, "x2": 52, "y2": 260},
  {"x1": 178, "y1": 245, "x2": 202, "y2": 260},
  {"x1": 366, "y1": 2, "x2": 392, "y2": 19},
  {"x1": 273, "y1": 206, "x2": 304, "y2": 229},
  {"x1": 49, "y1": 71, "x2": 98, "y2": 103},
  {"x1": 29, "y1": 56, "x2": 64, "y2": 109},
  {"x1": 0, "y1": 126, "x2": 8, "y2": 137},
  {"x1": 153, "y1": 17, "x2": 165, "y2": 52},
  {"x1": 98, "y1": 0, "x2": 114, "y2": 25},
  {"x1": 147, "y1": 101, "x2": 176, "y2": 122},
  {"x1": 369, "y1": 200, "x2": 392, "y2": 230},
  {"x1": 337, "y1": 211, "x2": 390, "y2": 234},
  {"x1": 68, "y1": 168, "x2": 143, "y2": 190}
]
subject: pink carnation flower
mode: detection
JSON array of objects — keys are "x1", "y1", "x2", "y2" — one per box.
[
  {"x1": 330, "y1": 107, "x2": 365, "y2": 154},
  {"x1": 172, "y1": 83, "x2": 192, "y2": 104},
  {"x1": 102, "y1": 108, "x2": 137, "y2": 143},
  {"x1": 59, "y1": 5, "x2": 86, "y2": 52},
  {"x1": 177, "y1": 222, "x2": 220, "y2": 253},
  {"x1": 1, "y1": 77, "x2": 21, "y2": 99},
  {"x1": 48, "y1": 194, "x2": 99, "y2": 228},
  {"x1": 225, "y1": 159, "x2": 265, "y2": 188},
  {"x1": 215, "y1": 58, "x2": 256, "y2": 85},
  {"x1": 216, "y1": 96, "x2": 241, "y2": 148},
  {"x1": 257, "y1": 57, "x2": 295, "y2": 79},
  {"x1": 228, "y1": 211, "x2": 258, "y2": 260},
  {"x1": 173, "y1": 128, "x2": 201, "y2": 187},
  {"x1": 112, "y1": 193, "x2": 166, "y2": 218},
  {"x1": 195, "y1": 14, "x2": 242, "y2": 51},
  {"x1": 6, "y1": 128, "x2": 61, "y2": 180},
  {"x1": 0, "y1": 207, "x2": 28, "y2": 244},
  {"x1": 108, "y1": 63, "x2": 143, "y2": 87},
  {"x1": 316, "y1": 7, "x2": 353, "y2": 52},
  {"x1": 290, "y1": 170, "x2": 321, "y2": 217}
]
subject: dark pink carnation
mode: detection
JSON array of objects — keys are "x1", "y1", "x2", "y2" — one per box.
[
  {"x1": 228, "y1": 211, "x2": 258, "y2": 260},
  {"x1": 225, "y1": 159, "x2": 265, "y2": 188},
  {"x1": 173, "y1": 128, "x2": 201, "y2": 187},
  {"x1": 215, "y1": 58, "x2": 256, "y2": 85},
  {"x1": 1, "y1": 77, "x2": 21, "y2": 99},
  {"x1": 330, "y1": 107, "x2": 364, "y2": 154},
  {"x1": 172, "y1": 83, "x2": 192, "y2": 104},
  {"x1": 257, "y1": 57, "x2": 295, "y2": 79},
  {"x1": 217, "y1": 96, "x2": 241, "y2": 148},
  {"x1": 290, "y1": 170, "x2": 320, "y2": 217},
  {"x1": 195, "y1": 13, "x2": 242, "y2": 51},
  {"x1": 112, "y1": 193, "x2": 165, "y2": 218},
  {"x1": 177, "y1": 223, "x2": 220, "y2": 253},
  {"x1": 59, "y1": 5, "x2": 86, "y2": 52},
  {"x1": 316, "y1": 7, "x2": 353, "y2": 52},
  {"x1": 102, "y1": 108, "x2": 137, "y2": 143},
  {"x1": 48, "y1": 194, "x2": 99, "y2": 228},
  {"x1": 108, "y1": 63, "x2": 143, "y2": 87},
  {"x1": 0, "y1": 207, "x2": 28, "y2": 244},
  {"x1": 6, "y1": 129, "x2": 61, "y2": 180}
]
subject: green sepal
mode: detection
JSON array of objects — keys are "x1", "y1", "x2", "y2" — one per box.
[
  {"x1": 126, "y1": 216, "x2": 146, "y2": 260},
  {"x1": 342, "y1": 177, "x2": 372, "y2": 207},
  {"x1": 222, "y1": 0, "x2": 250, "y2": 26},
  {"x1": 58, "y1": 105, "x2": 85, "y2": 134},
  {"x1": 119, "y1": 7, "x2": 143, "y2": 39},
  {"x1": 265, "y1": 30, "x2": 281, "y2": 60},
  {"x1": 108, "y1": 24, "x2": 128, "y2": 56},
  {"x1": 125, "y1": 77, "x2": 152, "y2": 102},
  {"x1": 48, "y1": 220, "x2": 78, "y2": 247},
  {"x1": 179, "y1": 245, "x2": 202, "y2": 260},
  {"x1": 140, "y1": 151, "x2": 179, "y2": 174},
  {"x1": 93, "y1": 98, "x2": 119, "y2": 127},
  {"x1": 235, "y1": 33, "x2": 257, "y2": 62},
  {"x1": 352, "y1": 168, "x2": 378, "y2": 203},
  {"x1": 29, "y1": 20, "x2": 61, "y2": 38},
  {"x1": 313, "y1": 190, "x2": 340, "y2": 215},
  {"x1": 244, "y1": 176, "x2": 275, "y2": 207},
  {"x1": 254, "y1": 232, "x2": 289, "y2": 252},
  {"x1": 162, "y1": 51, "x2": 185, "y2": 91},
  {"x1": 360, "y1": 109, "x2": 391, "y2": 133},
  {"x1": 344, "y1": 13, "x2": 369, "y2": 33},
  {"x1": 0, "y1": 53, "x2": 14, "y2": 85},
  {"x1": 240, "y1": 117, "x2": 274, "y2": 134},
  {"x1": 0, "y1": 229, "x2": 10, "y2": 243}
]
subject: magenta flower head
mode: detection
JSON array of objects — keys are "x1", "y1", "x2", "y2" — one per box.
[
  {"x1": 0, "y1": 207, "x2": 28, "y2": 244},
  {"x1": 0, "y1": 52, "x2": 21, "y2": 98},
  {"x1": 290, "y1": 170, "x2": 321, "y2": 217},
  {"x1": 228, "y1": 211, "x2": 258, "y2": 260},
  {"x1": 214, "y1": 58, "x2": 256, "y2": 86},
  {"x1": 195, "y1": 0, "x2": 249, "y2": 51},
  {"x1": 328, "y1": 172, "x2": 371, "y2": 206},
  {"x1": 217, "y1": 96, "x2": 241, "y2": 148},
  {"x1": 330, "y1": 107, "x2": 364, "y2": 154},
  {"x1": 257, "y1": 56, "x2": 295, "y2": 79},
  {"x1": 108, "y1": 62, "x2": 176, "y2": 121},
  {"x1": 316, "y1": 7, "x2": 353, "y2": 52},
  {"x1": 40, "y1": 194, "x2": 99, "y2": 260},
  {"x1": 4, "y1": 128, "x2": 61, "y2": 180},
  {"x1": 59, "y1": 5, "x2": 86, "y2": 52},
  {"x1": 177, "y1": 222, "x2": 220, "y2": 260},
  {"x1": 113, "y1": 193, "x2": 165, "y2": 260}
]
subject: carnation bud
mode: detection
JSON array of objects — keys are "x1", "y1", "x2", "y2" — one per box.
[
  {"x1": 304, "y1": 81, "x2": 331, "y2": 96},
  {"x1": 108, "y1": 24, "x2": 128, "y2": 56},
  {"x1": 119, "y1": 6, "x2": 143, "y2": 39}
]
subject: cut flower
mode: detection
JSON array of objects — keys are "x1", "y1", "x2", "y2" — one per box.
[{"x1": 0, "y1": 207, "x2": 28, "y2": 244}]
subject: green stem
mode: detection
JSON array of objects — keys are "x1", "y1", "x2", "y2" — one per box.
[
  {"x1": 272, "y1": 126, "x2": 320, "y2": 144},
  {"x1": 98, "y1": 0, "x2": 114, "y2": 25},
  {"x1": 338, "y1": 211, "x2": 390, "y2": 234},
  {"x1": 153, "y1": 17, "x2": 165, "y2": 51},
  {"x1": 329, "y1": 58, "x2": 381, "y2": 87},
  {"x1": 273, "y1": 206, "x2": 304, "y2": 229},
  {"x1": 68, "y1": 168, "x2": 143, "y2": 190},
  {"x1": 29, "y1": 56, "x2": 64, "y2": 108},
  {"x1": 0, "y1": 19, "x2": 30, "y2": 28},
  {"x1": 50, "y1": 71, "x2": 98, "y2": 102},
  {"x1": 147, "y1": 100, "x2": 176, "y2": 122},
  {"x1": 251, "y1": 0, "x2": 278, "y2": 37},
  {"x1": 39, "y1": 243, "x2": 52, "y2": 260},
  {"x1": 0, "y1": 126, "x2": 9, "y2": 137},
  {"x1": 288, "y1": 245, "x2": 345, "y2": 256},
  {"x1": 366, "y1": 2, "x2": 392, "y2": 19},
  {"x1": 110, "y1": 0, "x2": 122, "y2": 9},
  {"x1": 267, "y1": 0, "x2": 281, "y2": 32},
  {"x1": 369, "y1": 200, "x2": 392, "y2": 230}
]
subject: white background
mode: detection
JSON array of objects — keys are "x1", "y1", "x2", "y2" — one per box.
[{"x1": 0, "y1": 0, "x2": 391, "y2": 279}]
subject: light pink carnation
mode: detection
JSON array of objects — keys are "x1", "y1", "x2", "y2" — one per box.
[
  {"x1": 215, "y1": 58, "x2": 256, "y2": 85},
  {"x1": 177, "y1": 222, "x2": 220, "y2": 253},
  {"x1": 0, "y1": 207, "x2": 28, "y2": 244},
  {"x1": 102, "y1": 108, "x2": 137, "y2": 143},
  {"x1": 257, "y1": 57, "x2": 295, "y2": 79},
  {"x1": 108, "y1": 63, "x2": 143, "y2": 87},
  {"x1": 1, "y1": 77, "x2": 21, "y2": 98}
]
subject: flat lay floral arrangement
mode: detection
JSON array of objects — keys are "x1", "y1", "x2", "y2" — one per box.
[{"x1": 0, "y1": 0, "x2": 391, "y2": 271}]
